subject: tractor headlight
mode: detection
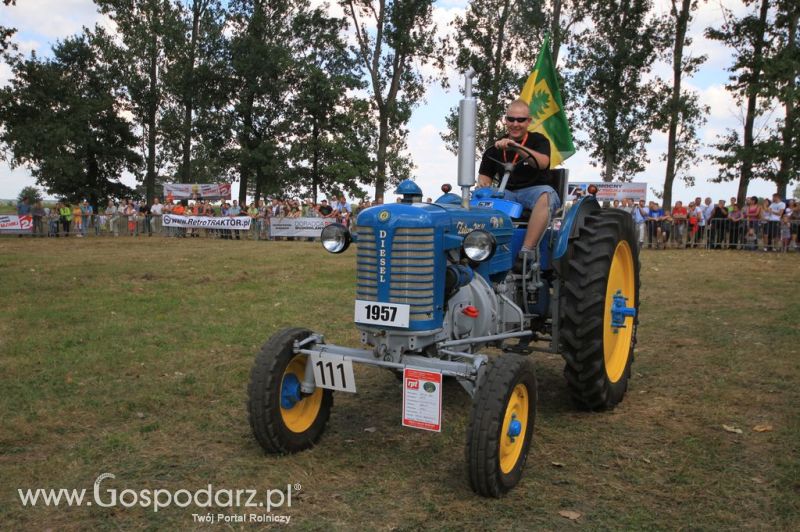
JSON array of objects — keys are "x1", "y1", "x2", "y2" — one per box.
[
  {"x1": 321, "y1": 223, "x2": 351, "y2": 253},
  {"x1": 463, "y1": 229, "x2": 496, "y2": 262}
]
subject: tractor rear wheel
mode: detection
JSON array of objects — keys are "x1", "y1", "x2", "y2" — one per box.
[
  {"x1": 248, "y1": 328, "x2": 333, "y2": 453},
  {"x1": 559, "y1": 209, "x2": 640, "y2": 410},
  {"x1": 466, "y1": 354, "x2": 537, "y2": 497}
]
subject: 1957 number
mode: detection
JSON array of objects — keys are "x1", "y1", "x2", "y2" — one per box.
[{"x1": 364, "y1": 304, "x2": 397, "y2": 322}]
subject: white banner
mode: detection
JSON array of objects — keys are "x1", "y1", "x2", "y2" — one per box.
[
  {"x1": 162, "y1": 214, "x2": 251, "y2": 230},
  {"x1": 163, "y1": 183, "x2": 232, "y2": 200},
  {"x1": 270, "y1": 217, "x2": 334, "y2": 238},
  {"x1": 567, "y1": 182, "x2": 647, "y2": 201},
  {"x1": 0, "y1": 214, "x2": 33, "y2": 233}
]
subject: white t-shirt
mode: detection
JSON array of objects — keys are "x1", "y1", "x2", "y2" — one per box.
[
  {"x1": 150, "y1": 203, "x2": 163, "y2": 215},
  {"x1": 769, "y1": 201, "x2": 785, "y2": 221}
]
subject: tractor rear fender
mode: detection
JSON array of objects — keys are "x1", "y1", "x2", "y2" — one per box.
[{"x1": 552, "y1": 196, "x2": 602, "y2": 272}]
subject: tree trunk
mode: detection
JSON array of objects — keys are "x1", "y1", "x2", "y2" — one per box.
[
  {"x1": 238, "y1": 90, "x2": 254, "y2": 206},
  {"x1": 376, "y1": 113, "x2": 389, "y2": 201},
  {"x1": 312, "y1": 119, "x2": 319, "y2": 202},
  {"x1": 738, "y1": 0, "x2": 770, "y2": 206},
  {"x1": 180, "y1": 0, "x2": 201, "y2": 183},
  {"x1": 663, "y1": 0, "x2": 691, "y2": 210},
  {"x1": 146, "y1": 29, "x2": 158, "y2": 204},
  {"x1": 551, "y1": 0, "x2": 563, "y2": 64},
  {"x1": 776, "y1": 7, "x2": 797, "y2": 199}
]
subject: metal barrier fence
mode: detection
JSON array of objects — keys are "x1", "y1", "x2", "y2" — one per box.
[
  {"x1": 20, "y1": 214, "x2": 294, "y2": 240},
  {"x1": 637, "y1": 218, "x2": 800, "y2": 251}
]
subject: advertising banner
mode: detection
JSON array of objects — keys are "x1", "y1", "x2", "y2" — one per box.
[
  {"x1": 162, "y1": 214, "x2": 251, "y2": 230},
  {"x1": 567, "y1": 182, "x2": 647, "y2": 201},
  {"x1": 0, "y1": 214, "x2": 33, "y2": 233},
  {"x1": 163, "y1": 183, "x2": 232, "y2": 201},
  {"x1": 269, "y1": 217, "x2": 334, "y2": 238}
]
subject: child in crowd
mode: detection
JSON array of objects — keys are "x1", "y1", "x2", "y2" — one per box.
[
  {"x1": 744, "y1": 227, "x2": 758, "y2": 251},
  {"x1": 780, "y1": 215, "x2": 792, "y2": 252}
]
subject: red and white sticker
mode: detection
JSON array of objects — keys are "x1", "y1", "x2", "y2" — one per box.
[{"x1": 402, "y1": 368, "x2": 442, "y2": 432}]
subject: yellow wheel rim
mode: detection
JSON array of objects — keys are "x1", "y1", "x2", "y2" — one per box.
[
  {"x1": 499, "y1": 383, "x2": 529, "y2": 474},
  {"x1": 280, "y1": 355, "x2": 323, "y2": 433},
  {"x1": 603, "y1": 241, "x2": 635, "y2": 383}
]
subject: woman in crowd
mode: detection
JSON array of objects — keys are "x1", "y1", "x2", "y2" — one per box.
[
  {"x1": 72, "y1": 202, "x2": 83, "y2": 237},
  {"x1": 728, "y1": 203, "x2": 744, "y2": 249},
  {"x1": 124, "y1": 199, "x2": 137, "y2": 236},
  {"x1": 744, "y1": 196, "x2": 761, "y2": 244}
]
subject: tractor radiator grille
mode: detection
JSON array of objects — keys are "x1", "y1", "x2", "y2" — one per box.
[{"x1": 355, "y1": 226, "x2": 435, "y2": 318}]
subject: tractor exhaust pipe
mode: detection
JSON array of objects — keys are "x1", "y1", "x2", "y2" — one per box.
[{"x1": 457, "y1": 69, "x2": 477, "y2": 209}]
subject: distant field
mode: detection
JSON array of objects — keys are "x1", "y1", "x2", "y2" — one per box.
[{"x1": 0, "y1": 238, "x2": 798, "y2": 529}]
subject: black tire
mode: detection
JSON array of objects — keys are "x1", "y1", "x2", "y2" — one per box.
[
  {"x1": 466, "y1": 354, "x2": 537, "y2": 497},
  {"x1": 559, "y1": 209, "x2": 640, "y2": 410},
  {"x1": 248, "y1": 327, "x2": 333, "y2": 453}
]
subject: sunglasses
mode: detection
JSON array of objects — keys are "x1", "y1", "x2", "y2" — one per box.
[{"x1": 505, "y1": 116, "x2": 529, "y2": 123}]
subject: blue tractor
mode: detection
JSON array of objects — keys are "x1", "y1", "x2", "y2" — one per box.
[{"x1": 248, "y1": 71, "x2": 640, "y2": 497}]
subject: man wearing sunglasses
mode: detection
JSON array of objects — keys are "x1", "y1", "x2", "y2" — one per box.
[{"x1": 478, "y1": 99, "x2": 559, "y2": 257}]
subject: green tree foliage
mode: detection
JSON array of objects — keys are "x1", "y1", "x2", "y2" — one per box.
[
  {"x1": 657, "y1": 0, "x2": 708, "y2": 209},
  {"x1": 441, "y1": 0, "x2": 546, "y2": 157},
  {"x1": 705, "y1": 0, "x2": 772, "y2": 204},
  {"x1": 228, "y1": 0, "x2": 299, "y2": 204},
  {"x1": 17, "y1": 185, "x2": 42, "y2": 204},
  {"x1": 567, "y1": 0, "x2": 666, "y2": 182},
  {"x1": 288, "y1": 8, "x2": 372, "y2": 202},
  {"x1": 0, "y1": 29, "x2": 141, "y2": 205},
  {"x1": 341, "y1": 0, "x2": 439, "y2": 201},
  {"x1": 759, "y1": 0, "x2": 799, "y2": 198},
  {"x1": 160, "y1": 0, "x2": 232, "y2": 185},
  {"x1": 97, "y1": 0, "x2": 184, "y2": 204},
  {"x1": 1, "y1": 0, "x2": 17, "y2": 59}
]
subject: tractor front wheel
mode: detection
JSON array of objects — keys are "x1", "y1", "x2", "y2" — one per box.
[
  {"x1": 559, "y1": 209, "x2": 640, "y2": 410},
  {"x1": 466, "y1": 354, "x2": 537, "y2": 497},
  {"x1": 248, "y1": 328, "x2": 333, "y2": 453}
]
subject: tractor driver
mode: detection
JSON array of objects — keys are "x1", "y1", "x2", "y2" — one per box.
[{"x1": 477, "y1": 99, "x2": 560, "y2": 257}]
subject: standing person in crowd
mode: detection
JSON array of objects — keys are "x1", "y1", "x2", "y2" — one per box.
[
  {"x1": 728, "y1": 203, "x2": 744, "y2": 249},
  {"x1": 671, "y1": 201, "x2": 688, "y2": 247},
  {"x1": 708, "y1": 199, "x2": 729, "y2": 249},
  {"x1": 124, "y1": 199, "x2": 137, "y2": 236},
  {"x1": 140, "y1": 200, "x2": 151, "y2": 237},
  {"x1": 687, "y1": 201, "x2": 703, "y2": 248},
  {"x1": 59, "y1": 201, "x2": 72, "y2": 236},
  {"x1": 267, "y1": 198, "x2": 283, "y2": 240},
  {"x1": 333, "y1": 194, "x2": 352, "y2": 228},
  {"x1": 632, "y1": 199, "x2": 648, "y2": 248},
  {"x1": 16, "y1": 197, "x2": 31, "y2": 238},
  {"x1": 247, "y1": 202, "x2": 259, "y2": 240},
  {"x1": 620, "y1": 198, "x2": 635, "y2": 215},
  {"x1": 780, "y1": 213, "x2": 792, "y2": 252},
  {"x1": 48, "y1": 203, "x2": 60, "y2": 236},
  {"x1": 80, "y1": 199, "x2": 93, "y2": 237},
  {"x1": 172, "y1": 200, "x2": 186, "y2": 238},
  {"x1": 699, "y1": 197, "x2": 713, "y2": 247},
  {"x1": 31, "y1": 200, "x2": 45, "y2": 237},
  {"x1": 106, "y1": 200, "x2": 119, "y2": 236},
  {"x1": 228, "y1": 199, "x2": 242, "y2": 240},
  {"x1": 72, "y1": 202, "x2": 83, "y2": 237},
  {"x1": 744, "y1": 196, "x2": 761, "y2": 241},
  {"x1": 760, "y1": 198, "x2": 771, "y2": 250},
  {"x1": 788, "y1": 199, "x2": 800, "y2": 250},
  {"x1": 645, "y1": 201, "x2": 663, "y2": 249},
  {"x1": 767, "y1": 194, "x2": 785, "y2": 251},
  {"x1": 150, "y1": 197, "x2": 163, "y2": 236},
  {"x1": 317, "y1": 199, "x2": 334, "y2": 219}
]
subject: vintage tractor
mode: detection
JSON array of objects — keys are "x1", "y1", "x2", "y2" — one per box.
[{"x1": 248, "y1": 71, "x2": 640, "y2": 497}]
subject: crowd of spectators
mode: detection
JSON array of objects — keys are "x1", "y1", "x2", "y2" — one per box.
[
  {"x1": 617, "y1": 194, "x2": 800, "y2": 252},
  {"x1": 15, "y1": 191, "x2": 800, "y2": 252},
  {"x1": 15, "y1": 193, "x2": 380, "y2": 239}
]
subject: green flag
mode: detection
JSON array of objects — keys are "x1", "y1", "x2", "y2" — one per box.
[{"x1": 519, "y1": 36, "x2": 575, "y2": 167}]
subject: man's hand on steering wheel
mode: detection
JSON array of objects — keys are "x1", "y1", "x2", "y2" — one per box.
[{"x1": 492, "y1": 139, "x2": 541, "y2": 170}]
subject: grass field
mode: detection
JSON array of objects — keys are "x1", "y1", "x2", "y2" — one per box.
[{"x1": 0, "y1": 237, "x2": 798, "y2": 530}]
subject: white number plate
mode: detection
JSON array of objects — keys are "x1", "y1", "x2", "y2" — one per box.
[
  {"x1": 354, "y1": 300, "x2": 410, "y2": 328},
  {"x1": 310, "y1": 352, "x2": 357, "y2": 393}
]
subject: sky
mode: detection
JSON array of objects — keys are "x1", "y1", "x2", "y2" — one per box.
[{"x1": 0, "y1": 0, "x2": 791, "y2": 203}]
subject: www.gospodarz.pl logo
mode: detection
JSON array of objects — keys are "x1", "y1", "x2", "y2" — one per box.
[{"x1": 17, "y1": 472, "x2": 298, "y2": 518}]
